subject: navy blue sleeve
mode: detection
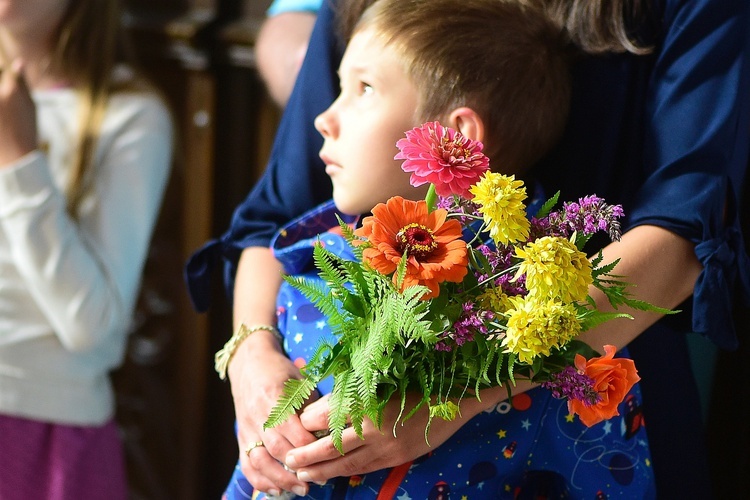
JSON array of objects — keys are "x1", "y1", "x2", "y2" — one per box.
[
  {"x1": 184, "y1": 0, "x2": 341, "y2": 311},
  {"x1": 629, "y1": 0, "x2": 750, "y2": 349}
]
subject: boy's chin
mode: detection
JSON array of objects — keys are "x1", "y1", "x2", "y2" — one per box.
[
  {"x1": 333, "y1": 202, "x2": 365, "y2": 216},
  {"x1": 332, "y1": 195, "x2": 372, "y2": 217},
  {"x1": 333, "y1": 197, "x2": 361, "y2": 215}
]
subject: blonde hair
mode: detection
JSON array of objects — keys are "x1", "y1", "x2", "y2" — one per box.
[
  {"x1": 356, "y1": 0, "x2": 574, "y2": 172},
  {"x1": 52, "y1": 0, "x2": 146, "y2": 213}
]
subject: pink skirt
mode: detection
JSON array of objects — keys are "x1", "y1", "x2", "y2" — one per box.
[{"x1": 0, "y1": 414, "x2": 127, "y2": 500}]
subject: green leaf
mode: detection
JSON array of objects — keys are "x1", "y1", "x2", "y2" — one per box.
[
  {"x1": 336, "y1": 214, "x2": 360, "y2": 243},
  {"x1": 591, "y1": 254, "x2": 620, "y2": 279},
  {"x1": 341, "y1": 291, "x2": 366, "y2": 317},
  {"x1": 264, "y1": 378, "x2": 317, "y2": 430},
  {"x1": 572, "y1": 231, "x2": 593, "y2": 251},
  {"x1": 535, "y1": 191, "x2": 560, "y2": 219},
  {"x1": 430, "y1": 401, "x2": 460, "y2": 421},
  {"x1": 328, "y1": 371, "x2": 356, "y2": 454},
  {"x1": 579, "y1": 310, "x2": 633, "y2": 331}
]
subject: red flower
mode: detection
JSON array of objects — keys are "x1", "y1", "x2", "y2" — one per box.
[
  {"x1": 569, "y1": 345, "x2": 641, "y2": 427},
  {"x1": 354, "y1": 196, "x2": 468, "y2": 299},
  {"x1": 395, "y1": 121, "x2": 489, "y2": 198}
]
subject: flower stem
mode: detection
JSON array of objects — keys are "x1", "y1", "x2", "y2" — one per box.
[{"x1": 425, "y1": 184, "x2": 438, "y2": 213}]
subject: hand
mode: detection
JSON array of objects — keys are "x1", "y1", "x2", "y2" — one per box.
[
  {"x1": 230, "y1": 333, "x2": 320, "y2": 497},
  {"x1": 0, "y1": 60, "x2": 37, "y2": 167},
  {"x1": 284, "y1": 391, "x2": 497, "y2": 483}
]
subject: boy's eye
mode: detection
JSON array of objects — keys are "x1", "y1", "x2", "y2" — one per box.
[{"x1": 360, "y1": 82, "x2": 374, "y2": 96}]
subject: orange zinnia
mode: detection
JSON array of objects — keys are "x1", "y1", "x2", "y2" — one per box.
[
  {"x1": 354, "y1": 196, "x2": 468, "y2": 299},
  {"x1": 569, "y1": 345, "x2": 640, "y2": 427}
]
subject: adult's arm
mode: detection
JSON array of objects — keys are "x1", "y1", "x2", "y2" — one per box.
[
  {"x1": 629, "y1": 0, "x2": 750, "y2": 349},
  {"x1": 228, "y1": 246, "x2": 317, "y2": 496},
  {"x1": 281, "y1": 226, "x2": 702, "y2": 483},
  {"x1": 256, "y1": 0, "x2": 324, "y2": 107}
]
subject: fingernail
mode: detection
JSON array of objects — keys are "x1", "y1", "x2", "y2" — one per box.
[
  {"x1": 292, "y1": 485, "x2": 307, "y2": 496},
  {"x1": 267, "y1": 489, "x2": 281, "y2": 497},
  {"x1": 297, "y1": 470, "x2": 326, "y2": 486},
  {"x1": 285, "y1": 454, "x2": 298, "y2": 469},
  {"x1": 298, "y1": 471, "x2": 327, "y2": 487}
]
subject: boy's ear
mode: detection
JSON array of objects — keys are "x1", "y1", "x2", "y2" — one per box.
[{"x1": 448, "y1": 107, "x2": 485, "y2": 142}]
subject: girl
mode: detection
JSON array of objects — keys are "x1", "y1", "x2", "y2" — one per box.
[{"x1": 0, "y1": 0, "x2": 172, "y2": 498}]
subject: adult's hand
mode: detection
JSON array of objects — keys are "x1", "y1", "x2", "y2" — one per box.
[
  {"x1": 230, "y1": 334, "x2": 319, "y2": 497},
  {"x1": 230, "y1": 247, "x2": 319, "y2": 497},
  {"x1": 0, "y1": 60, "x2": 37, "y2": 167},
  {"x1": 284, "y1": 383, "x2": 525, "y2": 483}
]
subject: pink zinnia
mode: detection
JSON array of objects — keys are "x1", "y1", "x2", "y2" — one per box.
[{"x1": 395, "y1": 121, "x2": 490, "y2": 198}]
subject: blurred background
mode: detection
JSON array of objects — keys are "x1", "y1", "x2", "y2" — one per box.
[{"x1": 114, "y1": 0, "x2": 280, "y2": 498}]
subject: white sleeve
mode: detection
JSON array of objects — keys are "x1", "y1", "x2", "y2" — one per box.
[{"x1": 0, "y1": 93, "x2": 173, "y2": 352}]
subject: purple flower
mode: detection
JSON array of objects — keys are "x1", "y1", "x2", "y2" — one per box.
[
  {"x1": 541, "y1": 366, "x2": 601, "y2": 406},
  {"x1": 437, "y1": 195, "x2": 481, "y2": 224},
  {"x1": 545, "y1": 195, "x2": 624, "y2": 241},
  {"x1": 436, "y1": 301, "x2": 493, "y2": 351}
]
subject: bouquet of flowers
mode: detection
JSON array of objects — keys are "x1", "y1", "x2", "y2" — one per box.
[{"x1": 265, "y1": 121, "x2": 670, "y2": 453}]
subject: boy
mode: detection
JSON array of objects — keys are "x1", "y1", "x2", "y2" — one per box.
[{"x1": 221, "y1": 1, "x2": 655, "y2": 498}]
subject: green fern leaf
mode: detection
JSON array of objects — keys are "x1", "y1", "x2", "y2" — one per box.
[{"x1": 264, "y1": 378, "x2": 317, "y2": 429}]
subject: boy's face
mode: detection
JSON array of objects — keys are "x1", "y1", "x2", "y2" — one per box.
[{"x1": 315, "y1": 27, "x2": 428, "y2": 216}]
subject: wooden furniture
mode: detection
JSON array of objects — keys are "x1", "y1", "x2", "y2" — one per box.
[{"x1": 114, "y1": 1, "x2": 279, "y2": 497}]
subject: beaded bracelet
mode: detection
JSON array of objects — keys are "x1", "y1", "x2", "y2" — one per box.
[{"x1": 214, "y1": 323, "x2": 283, "y2": 380}]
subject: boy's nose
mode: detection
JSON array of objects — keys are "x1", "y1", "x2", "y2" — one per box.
[{"x1": 314, "y1": 109, "x2": 338, "y2": 139}]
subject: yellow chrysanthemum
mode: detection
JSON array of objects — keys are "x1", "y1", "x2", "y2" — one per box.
[
  {"x1": 477, "y1": 287, "x2": 514, "y2": 314},
  {"x1": 469, "y1": 172, "x2": 530, "y2": 246},
  {"x1": 515, "y1": 236, "x2": 592, "y2": 303},
  {"x1": 502, "y1": 296, "x2": 581, "y2": 364}
]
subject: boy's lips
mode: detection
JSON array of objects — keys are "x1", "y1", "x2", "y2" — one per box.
[
  {"x1": 320, "y1": 153, "x2": 341, "y2": 175},
  {"x1": 325, "y1": 164, "x2": 342, "y2": 177}
]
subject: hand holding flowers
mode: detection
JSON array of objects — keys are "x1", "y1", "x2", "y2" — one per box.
[{"x1": 265, "y1": 121, "x2": 671, "y2": 453}]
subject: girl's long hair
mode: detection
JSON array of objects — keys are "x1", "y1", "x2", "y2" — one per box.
[
  {"x1": 52, "y1": 0, "x2": 142, "y2": 214},
  {"x1": 335, "y1": 0, "x2": 651, "y2": 55}
]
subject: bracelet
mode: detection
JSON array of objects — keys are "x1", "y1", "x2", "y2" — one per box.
[{"x1": 214, "y1": 323, "x2": 283, "y2": 380}]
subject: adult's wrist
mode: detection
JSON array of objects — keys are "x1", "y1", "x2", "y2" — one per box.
[{"x1": 215, "y1": 323, "x2": 283, "y2": 380}]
